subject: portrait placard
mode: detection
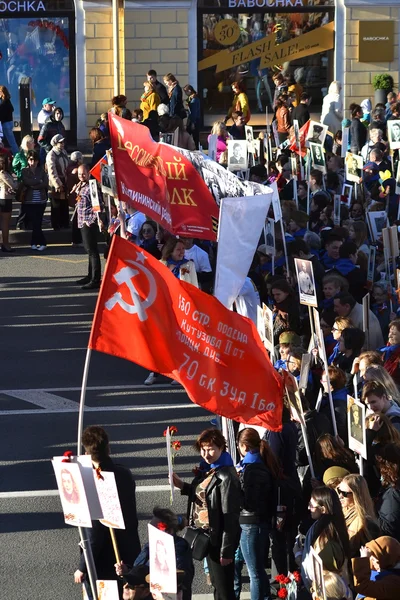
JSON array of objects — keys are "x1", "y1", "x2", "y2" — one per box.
[
  {"x1": 148, "y1": 524, "x2": 177, "y2": 594},
  {"x1": 94, "y1": 471, "x2": 125, "y2": 529},
  {"x1": 52, "y1": 459, "x2": 92, "y2": 528},
  {"x1": 306, "y1": 121, "x2": 327, "y2": 148},
  {"x1": 341, "y1": 183, "x2": 352, "y2": 207},
  {"x1": 101, "y1": 163, "x2": 113, "y2": 196},
  {"x1": 294, "y1": 258, "x2": 318, "y2": 307},
  {"x1": 310, "y1": 547, "x2": 326, "y2": 600},
  {"x1": 347, "y1": 396, "x2": 367, "y2": 460},
  {"x1": 227, "y1": 140, "x2": 249, "y2": 172},
  {"x1": 309, "y1": 142, "x2": 326, "y2": 173},
  {"x1": 345, "y1": 152, "x2": 363, "y2": 183},
  {"x1": 367, "y1": 210, "x2": 387, "y2": 242},
  {"x1": 388, "y1": 119, "x2": 400, "y2": 150}
]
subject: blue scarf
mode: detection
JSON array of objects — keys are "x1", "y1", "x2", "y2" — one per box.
[
  {"x1": 334, "y1": 258, "x2": 357, "y2": 276},
  {"x1": 166, "y1": 257, "x2": 189, "y2": 278},
  {"x1": 198, "y1": 450, "x2": 234, "y2": 474},
  {"x1": 261, "y1": 255, "x2": 285, "y2": 273},
  {"x1": 237, "y1": 450, "x2": 263, "y2": 472},
  {"x1": 293, "y1": 227, "x2": 307, "y2": 238},
  {"x1": 321, "y1": 251, "x2": 338, "y2": 269},
  {"x1": 380, "y1": 344, "x2": 400, "y2": 362},
  {"x1": 141, "y1": 237, "x2": 157, "y2": 250},
  {"x1": 328, "y1": 341, "x2": 340, "y2": 365}
]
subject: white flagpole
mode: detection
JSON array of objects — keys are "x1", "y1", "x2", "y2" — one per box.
[
  {"x1": 77, "y1": 347, "x2": 92, "y2": 455},
  {"x1": 76, "y1": 347, "x2": 98, "y2": 600}
]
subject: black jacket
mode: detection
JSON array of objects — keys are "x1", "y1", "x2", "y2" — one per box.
[
  {"x1": 296, "y1": 410, "x2": 333, "y2": 468},
  {"x1": 38, "y1": 108, "x2": 66, "y2": 153},
  {"x1": 239, "y1": 462, "x2": 276, "y2": 525},
  {"x1": 91, "y1": 138, "x2": 111, "y2": 168},
  {"x1": 350, "y1": 118, "x2": 367, "y2": 154},
  {"x1": 0, "y1": 98, "x2": 14, "y2": 123},
  {"x1": 182, "y1": 466, "x2": 241, "y2": 559},
  {"x1": 378, "y1": 485, "x2": 400, "y2": 542},
  {"x1": 291, "y1": 103, "x2": 310, "y2": 129},
  {"x1": 169, "y1": 84, "x2": 185, "y2": 118},
  {"x1": 78, "y1": 458, "x2": 141, "y2": 579},
  {"x1": 154, "y1": 80, "x2": 169, "y2": 105}
]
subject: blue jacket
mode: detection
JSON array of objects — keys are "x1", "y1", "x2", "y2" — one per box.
[{"x1": 169, "y1": 84, "x2": 185, "y2": 118}]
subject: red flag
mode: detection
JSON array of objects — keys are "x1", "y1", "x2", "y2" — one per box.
[
  {"x1": 109, "y1": 113, "x2": 219, "y2": 241},
  {"x1": 90, "y1": 154, "x2": 107, "y2": 182},
  {"x1": 289, "y1": 120, "x2": 311, "y2": 157},
  {"x1": 89, "y1": 236, "x2": 283, "y2": 430}
]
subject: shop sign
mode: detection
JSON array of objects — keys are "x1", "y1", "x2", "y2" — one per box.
[
  {"x1": 198, "y1": 21, "x2": 334, "y2": 73},
  {"x1": 228, "y1": 0, "x2": 305, "y2": 6},
  {"x1": 0, "y1": 0, "x2": 45, "y2": 10},
  {"x1": 358, "y1": 21, "x2": 394, "y2": 62}
]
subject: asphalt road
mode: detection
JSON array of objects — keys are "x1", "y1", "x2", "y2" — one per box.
[{"x1": 0, "y1": 244, "x2": 247, "y2": 599}]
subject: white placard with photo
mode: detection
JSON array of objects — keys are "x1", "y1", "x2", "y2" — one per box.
[
  {"x1": 101, "y1": 163, "x2": 113, "y2": 196},
  {"x1": 310, "y1": 546, "x2": 326, "y2": 600},
  {"x1": 334, "y1": 195, "x2": 341, "y2": 226},
  {"x1": 96, "y1": 580, "x2": 120, "y2": 600},
  {"x1": 227, "y1": 140, "x2": 249, "y2": 172},
  {"x1": 345, "y1": 152, "x2": 363, "y2": 183},
  {"x1": 347, "y1": 396, "x2": 367, "y2": 459},
  {"x1": 262, "y1": 302, "x2": 274, "y2": 354},
  {"x1": 149, "y1": 524, "x2": 177, "y2": 594},
  {"x1": 306, "y1": 120, "x2": 328, "y2": 148},
  {"x1": 245, "y1": 125, "x2": 255, "y2": 154},
  {"x1": 89, "y1": 179, "x2": 101, "y2": 212},
  {"x1": 294, "y1": 258, "x2": 318, "y2": 307},
  {"x1": 341, "y1": 183, "x2": 352, "y2": 207},
  {"x1": 270, "y1": 180, "x2": 282, "y2": 222},
  {"x1": 309, "y1": 142, "x2": 326, "y2": 173},
  {"x1": 264, "y1": 217, "x2": 275, "y2": 255},
  {"x1": 367, "y1": 210, "x2": 388, "y2": 242},
  {"x1": 388, "y1": 119, "x2": 400, "y2": 150},
  {"x1": 52, "y1": 459, "x2": 92, "y2": 528},
  {"x1": 313, "y1": 308, "x2": 327, "y2": 365}
]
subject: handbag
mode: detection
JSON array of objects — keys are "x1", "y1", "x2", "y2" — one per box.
[{"x1": 183, "y1": 526, "x2": 210, "y2": 561}]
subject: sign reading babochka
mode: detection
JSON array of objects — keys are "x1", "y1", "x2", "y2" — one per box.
[{"x1": 198, "y1": 21, "x2": 335, "y2": 73}]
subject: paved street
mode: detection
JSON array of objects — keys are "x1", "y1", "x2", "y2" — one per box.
[{"x1": 0, "y1": 244, "x2": 248, "y2": 599}]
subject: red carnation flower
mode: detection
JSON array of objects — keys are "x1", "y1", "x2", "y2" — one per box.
[
  {"x1": 282, "y1": 577, "x2": 290, "y2": 585},
  {"x1": 275, "y1": 574, "x2": 286, "y2": 583},
  {"x1": 278, "y1": 589, "x2": 288, "y2": 599},
  {"x1": 293, "y1": 571, "x2": 301, "y2": 583},
  {"x1": 61, "y1": 450, "x2": 73, "y2": 462},
  {"x1": 156, "y1": 522, "x2": 168, "y2": 531},
  {"x1": 169, "y1": 426, "x2": 178, "y2": 435},
  {"x1": 163, "y1": 429, "x2": 168, "y2": 437},
  {"x1": 172, "y1": 441, "x2": 181, "y2": 451}
]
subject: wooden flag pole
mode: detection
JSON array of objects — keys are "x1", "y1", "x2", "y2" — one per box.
[{"x1": 110, "y1": 528, "x2": 121, "y2": 563}]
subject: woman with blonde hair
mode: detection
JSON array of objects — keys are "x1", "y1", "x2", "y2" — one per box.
[
  {"x1": 12, "y1": 135, "x2": 35, "y2": 181},
  {"x1": 208, "y1": 121, "x2": 229, "y2": 163},
  {"x1": 337, "y1": 474, "x2": 380, "y2": 557},
  {"x1": 321, "y1": 81, "x2": 343, "y2": 134},
  {"x1": 312, "y1": 571, "x2": 353, "y2": 600},
  {"x1": 348, "y1": 221, "x2": 369, "y2": 257},
  {"x1": 328, "y1": 316, "x2": 354, "y2": 365},
  {"x1": 140, "y1": 80, "x2": 160, "y2": 120}
]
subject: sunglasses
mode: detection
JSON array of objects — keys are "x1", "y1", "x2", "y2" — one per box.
[{"x1": 337, "y1": 489, "x2": 353, "y2": 498}]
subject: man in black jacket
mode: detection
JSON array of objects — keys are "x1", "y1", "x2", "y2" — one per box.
[
  {"x1": 74, "y1": 426, "x2": 141, "y2": 599},
  {"x1": 291, "y1": 92, "x2": 310, "y2": 128},
  {"x1": 147, "y1": 69, "x2": 169, "y2": 105}
]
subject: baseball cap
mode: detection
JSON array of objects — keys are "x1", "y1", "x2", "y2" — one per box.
[
  {"x1": 51, "y1": 134, "x2": 65, "y2": 146},
  {"x1": 42, "y1": 97, "x2": 56, "y2": 107}
]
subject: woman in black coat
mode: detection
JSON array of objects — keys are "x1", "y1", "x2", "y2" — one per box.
[
  {"x1": 163, "y1": 73, "x2": 185, "y2": 119},
  {"x1": 350, "y1": 103, "x2": 367, "y2": 154},
  {"x1": 0, "y1": 85, "x2": 18, "y2": 154},
  {"x1": 271, "y1": 279, "x2": 302, "y2": 346},
  {"x1": 173, "y1": 428, "x2": 241, "y2": 600}
]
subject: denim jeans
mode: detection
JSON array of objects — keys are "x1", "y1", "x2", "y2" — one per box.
[
  {"x1": 2, "y1": 120, "x2": 19, "y2": 154},
  {"x1": 237, "y1": 523, "x2": 270, "y2": 600}
]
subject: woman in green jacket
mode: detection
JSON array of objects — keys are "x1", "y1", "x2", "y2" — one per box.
[{"x1": 12, "y1": 135, "x2": 35, "y2": 181}]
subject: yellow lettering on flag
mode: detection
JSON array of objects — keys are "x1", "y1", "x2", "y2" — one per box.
[{"x1": 197, "y1": 22, "x2": 334, "y2": 74}]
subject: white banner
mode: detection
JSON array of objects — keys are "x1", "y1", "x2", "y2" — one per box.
[{"x1": 214, "y1": 193, "x2": 272, "y2": 309}]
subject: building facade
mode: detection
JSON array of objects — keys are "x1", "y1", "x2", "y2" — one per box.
[{"x1": 3, "y1": 0, "x2": 399, "y2": 144}]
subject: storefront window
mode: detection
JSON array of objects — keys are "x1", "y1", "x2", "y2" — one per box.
[
  {"x1": 0, "y1": 14, "x2": 73, "y2": 130},
  {"x1": 199, "y1": 10, "x2": 334, "y2": 118}
]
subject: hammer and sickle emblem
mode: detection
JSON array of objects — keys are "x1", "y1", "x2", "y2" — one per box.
[{"x1": 105, "y1": 254, "x2": 157, "y2": 322}]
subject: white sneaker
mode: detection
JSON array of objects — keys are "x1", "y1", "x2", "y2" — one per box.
[
  {"x1": 31, "y1": 245, "x2": 38, "y2": 250},
  {"x1": 144, "y1": 372, "x2": 157, "y2": 385},
  {"x1": 38, "y1": 245, "x2": 46, "y2": 251}
]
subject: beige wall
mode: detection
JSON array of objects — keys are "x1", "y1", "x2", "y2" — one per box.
[
  {"x1": 344, "y1": 6, "x2": 399, "y2": 111},
  {"x1": 84, "y1": 10, "x2": 114, "y2": 131},
  {"x1": 124, "y1": 8, "x2": 189, "y2": 107}
]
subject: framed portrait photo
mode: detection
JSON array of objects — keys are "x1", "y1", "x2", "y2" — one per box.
[
  {"x1": 341, "y1": 183, "x2": 353, "y2": 206},
  {"x1": 227, "y1": 139, "x2": 249, "y2": 172},
  {"x1": 388, "y1": 119, "x2": 400, "y2": 150},
  {"x1": 345, "y1": 152, "x2": 363, "y2": 183},
  {"x1": 310, "y1": 142, "x2": 326, "y2": 173},
  {"x1": 306, "y1": 120, "x2": 328, "y2": 148},
  {"x1": 367, "y1": 210, "x2": 388, "y2": 242},
  {"x1": 347, "y1": 396, "x2": 367, "y2": 459},
  {"x1": 101, "y1": 163, "x2": 113, "y2": 196},
  {"x1": 294, "y1": 258, "x2": 318, "y2": 307}
]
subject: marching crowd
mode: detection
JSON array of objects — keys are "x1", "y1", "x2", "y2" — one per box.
[{"x1": 2, "y1": 67, "x2": 400, "y2": 600}]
